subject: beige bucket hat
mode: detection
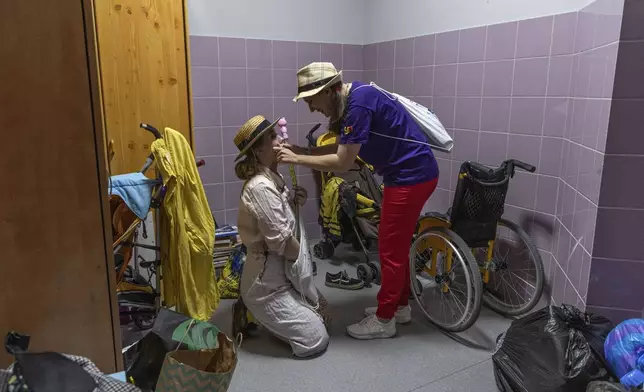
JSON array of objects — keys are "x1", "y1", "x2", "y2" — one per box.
[{"x1": 293, "y1": 62, "x2": 343, "y2": 102}]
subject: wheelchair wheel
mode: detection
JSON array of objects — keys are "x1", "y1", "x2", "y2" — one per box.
[
  {"x1": 476, "y1": 218, "x2": 544, "y2": 317},
  {"x1": 369, "y1": 262, "x2": 381, "y2": 285},
  {"x1": 357, "y1": 263, "x2": 374, "y2": 286},
  {"x1": 410, "y1": 228, "x2": 482, "y2": 332},
  {"x1": 314, "y1": 240, "x2": 334, "y2": 259}
]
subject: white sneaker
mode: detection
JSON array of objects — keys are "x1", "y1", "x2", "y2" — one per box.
[
  {"x1": 347, "y1": 314, "x2": 396, "y2": 340},
  {"x1": 364, "y1": 305, "x2": 412, "y2": 324}
]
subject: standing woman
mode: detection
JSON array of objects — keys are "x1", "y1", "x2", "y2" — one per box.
[{"x1": 275, "y1": 62, "x2": 439, "y2": 340}]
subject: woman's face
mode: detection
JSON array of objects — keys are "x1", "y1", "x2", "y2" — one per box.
[
  {"x1": 254, "y1": 128, "x2": 280, "y2": 166},
  {"x1": 304, "y1": 89, "x2": 334, "y2": 118}
]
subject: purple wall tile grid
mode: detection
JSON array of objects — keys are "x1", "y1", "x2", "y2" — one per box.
[
  {"x1": 189, "y1": 36, "x2": 364, "y2": 237},
  {"x1": 362, "y1": 0, "x2": 629, "y2": 323},
  {"x1": 189, "y1": 0, "x2": 639, "y2": 323},
  {"x1": 587, "y1": 0, "x2": 644, "y2": 323}
]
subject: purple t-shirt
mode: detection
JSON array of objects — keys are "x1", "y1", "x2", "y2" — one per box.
[{"x1": 340, "y1": 81, "x2": 439, "y2": 187}]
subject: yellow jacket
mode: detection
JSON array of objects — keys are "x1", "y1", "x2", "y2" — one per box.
[
  {"x1": 151, "y1": 128, "x2": 219, "y2": 320},
  {"x1": 320, "y1": 176, "x2": 344, "y2": 240}
]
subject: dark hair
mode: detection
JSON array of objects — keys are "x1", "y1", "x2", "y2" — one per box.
[{"x1": 326, "y1": 81, "x2": 347, "y2": 134}]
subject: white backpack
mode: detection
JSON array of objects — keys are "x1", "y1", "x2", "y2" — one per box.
[{"x1": 355, "y1": 82, "x2": 453, "y2": 153}]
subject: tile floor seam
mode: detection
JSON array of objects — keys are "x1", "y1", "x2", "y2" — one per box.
[{"x1": 405, "y1": 358, "x2": 492, "y2": 392}]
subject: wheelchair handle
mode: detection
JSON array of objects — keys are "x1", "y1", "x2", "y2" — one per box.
[
  {"x1": 461, "y1": 159, "x2": 536, "y2": 189},
  {"x1": 467, "y1": 161, "x2": 510, "y2": 187},
  {"x1": 139, "y1": 122, "x2": 161, "y2": 174},
  {"x1": 140, "y1": 123, "x2": 162, "y2": 139},
  {"x1": 468, "y1": 161, "x2": 493, "y2": 175},
  {"x1": 507, "y1": 159, "x2": 536, "y2": 173},
  {"x1": 305, "y1": 123, "x2": 322, "y2": 147}
]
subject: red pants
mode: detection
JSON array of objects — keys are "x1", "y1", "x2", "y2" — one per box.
[{"x1": 376, "y1": 178, "x2": 438, "y2": 320}]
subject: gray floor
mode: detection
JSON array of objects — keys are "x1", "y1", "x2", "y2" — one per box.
[{"x1": 209, "y1": 245, "x2": 522, "y2": 392}]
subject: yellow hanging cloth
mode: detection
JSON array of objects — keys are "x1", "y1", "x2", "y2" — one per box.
[{"x1": 151, "y1": 127, "x2": 219, "y2": 320}]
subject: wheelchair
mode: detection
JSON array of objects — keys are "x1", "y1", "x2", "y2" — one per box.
[{"x1": 410, "y1": 159, "x2": 545, "y2": 332}]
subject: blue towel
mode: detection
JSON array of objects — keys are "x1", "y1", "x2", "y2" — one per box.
[{"x1": 109, "y1": 173, "x2": 159, "y2": 220}]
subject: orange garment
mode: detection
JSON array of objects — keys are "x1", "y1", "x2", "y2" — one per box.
[{"x1": 110, "y1": 196, "x2": 137, "y2": 282}]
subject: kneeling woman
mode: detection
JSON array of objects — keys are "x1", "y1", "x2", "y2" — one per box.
[{"x1": 234, "y1": 115, "x2": 330, "y2": 358}]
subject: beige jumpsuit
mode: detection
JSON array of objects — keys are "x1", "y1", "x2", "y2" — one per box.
[{"x1": 237, "y1": 167, "x2": 329, "y2": 357}]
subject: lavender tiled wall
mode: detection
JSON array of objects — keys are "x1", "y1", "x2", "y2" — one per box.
[
  {"x1": 586, "y1": 0, "x2": 644, "y2": 322},
  {"x1": 188, "y1": 0, "x2": 639, "y2": 323},
  {"x1": 190, "y1": 36, "x2": 364, "y2": 237},
  {"x1": 552, "y1": 0, "x2": 623, "y2": 315},
  {"x1": 362, "y1": 0, "x2": 624, "y2": 314}
]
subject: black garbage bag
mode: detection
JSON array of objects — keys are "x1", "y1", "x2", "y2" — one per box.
[
  {"x1": 586, "y1": 380, "x2": 642, "y2": 392},
  {"x1": 493, "y1": 305, "x2": 614, "y2": 392},
  {"x1": 123, "y1": 331, "x2": 169, "y2": 391}
]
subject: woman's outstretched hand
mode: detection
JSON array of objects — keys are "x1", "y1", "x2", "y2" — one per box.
[
  {"x1": 274, "y1": 145, "x2": 300, "y2": 165},
  {"x1": 281, "y1": 143, "x2": 307, "y2": 155},
  {"x1": 291, "y1": 186, "x2": 308, "y2": 207}
]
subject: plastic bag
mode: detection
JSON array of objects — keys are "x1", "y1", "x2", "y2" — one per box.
[
  {"x1": 124, "y1": 331, "x2": 169, "y2": 391},
  {"x1": 284, "y1": 214, "x2": 319, "y2": 306},
  {"x1": 605, "y1": 319, "x2": 644, "y2": 388},
  {"x1": 363, "y1": 82, "x2": 453, "y2": 152},
  {"x1": 492, "y1": 305, "x2": 614, "y2": 392},
  {"x1": 151, "y1": 308, "x2": 221, "y2": 350},
  {"x1": 123, "y1": 309, "x2": 221, "y2": 390},
  {"x1": 216, "y1": 246, "x2": 246, "y2": 299},
  {"x1": 156, "y1": 332, "x2": 239, "y2": 392}
]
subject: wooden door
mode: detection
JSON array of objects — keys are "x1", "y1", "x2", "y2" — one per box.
[
  {"x1": 0, "y1": 0, "x2": 121, "y2": 372},
  {"x1": 94, "y1": 0, "x2": 193, "y2": 175}
]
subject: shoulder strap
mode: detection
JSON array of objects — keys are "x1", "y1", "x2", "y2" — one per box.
[
  {"x1": 355, "y1": 83, "x2": 435, "y2": 148},
  {"x1": 352, "y1": 82, "x2": 397, "y2": 101}
]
